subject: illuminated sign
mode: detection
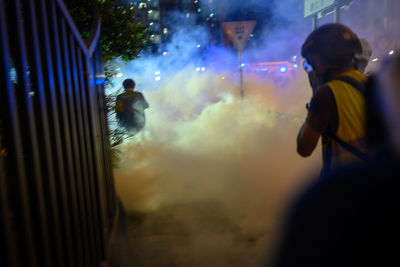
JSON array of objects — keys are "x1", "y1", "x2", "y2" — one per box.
[
  {"x1": 304, "y1": 0, "x2": 336, "y2": 18},
  {"x1": 222, "y1": 21, "x2": 256, "y2": 52}
]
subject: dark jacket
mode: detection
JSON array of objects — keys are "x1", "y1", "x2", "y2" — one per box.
[{"x1": 115, "y1": 90, "x2": 149, "y2": 131}]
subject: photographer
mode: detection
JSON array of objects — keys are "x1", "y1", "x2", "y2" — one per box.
[
  {"x1": 297, "y1": 23, "x2": 372, "y2": 176},
  {"x1": 271, "y1": 55, "x2": 400, "y2": 267}
]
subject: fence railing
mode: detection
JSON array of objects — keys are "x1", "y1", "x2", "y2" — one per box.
[{"x1": 0, "y1": 0, "x2": 117, "y2": 266}]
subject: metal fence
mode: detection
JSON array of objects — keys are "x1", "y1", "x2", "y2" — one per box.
[{"x1": 0, "y1": 0, "x2": 117, "y2": 266}]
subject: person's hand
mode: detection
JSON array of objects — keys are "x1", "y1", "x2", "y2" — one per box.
[{"x1": 307, "y1": 71, "x2": 323, "y2": 97}]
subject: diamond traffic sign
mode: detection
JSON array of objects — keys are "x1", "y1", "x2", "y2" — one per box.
[{"x1": 222, "y1": 21, "x2": 256, "y2": 52}]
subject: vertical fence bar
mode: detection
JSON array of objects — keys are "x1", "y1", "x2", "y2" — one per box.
[
  {"x1": 37, "y1": 0, "x2": 76, "y2": 265},
  {"x1": 26, "y1": 0, "x2": 66, "y2": 264},
  {"x1": 93, "y1": 43, "x2": 114, "y2": 227},
  {"x1": 0, "y1": 0, "x2": 38, "y2": 266},
  {"x1": 55, "y1": 4, "x2": 118, "y2": 262},
  {"x1": 94, "y1": 52, "x2": 111, "y2": 229},
  {"x1": 69, "y1": 34, "x2": 97, "y2": 267},
  {"x1": 77, "y1": 47, "x2": 102, "y2": 263},
  {"x1": 94, "y1": 47, "x2": 113, "y2": 230},
  {"x1": 50, "y1": 1, "x2": 86, "y2": 266},
  {"x1": 1, "y1": 0, "x2": 120, "y2": 265},
  {"x1": 0, "y1": 164, "x2": 16, "y2": 267},
  {"x1": 73, "y1": 39, "x2": 98, "y2": 266},
  {"x1": 0, "y1": 128, "x2": 17, "y2": 267},
  {"x1": 11, "y1": 0, "x2": 54, "y2": 265},
  {"x1": 87, "y1": 40, "x2": 108, "y2": 259},
  {"x1": 60, "y1": 16, "x2": 89, "y2": 267}
]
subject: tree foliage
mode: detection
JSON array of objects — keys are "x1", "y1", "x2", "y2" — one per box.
[
  {"x1": 65, "y1": 0, "x2": 151, "y2": 164},
  {"x1": 64, "y1": 0, "x2": 152, "y2": 62}
]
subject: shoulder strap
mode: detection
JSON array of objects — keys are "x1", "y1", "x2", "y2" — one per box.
[
  {"x1": 334, "y1": 76, "x2": 366, "y2": 96},
  {"x1": 330, "y1": 75, "x2": 369, "y2": 160},
  {"x1": 328, "y1": 133, "x2": 371, "y2": 161}
]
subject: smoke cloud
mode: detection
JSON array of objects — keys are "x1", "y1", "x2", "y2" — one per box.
[
  {"x1": 107, "y1": 0, "x2": 388, "y2": 265},
  {"x1": 113, "y1": 69, "x2": 322, "y2": 265}
]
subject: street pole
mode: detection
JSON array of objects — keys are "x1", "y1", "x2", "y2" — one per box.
[
  {"x1": 312, "y1": 14, "x2": 318, "y2": 30},
  {"x1": 238, "y1": 50, "x2": 244, "y2": 99},
  {"x1": 334, "y1": 5, "x2": 341, "y2": 23}
]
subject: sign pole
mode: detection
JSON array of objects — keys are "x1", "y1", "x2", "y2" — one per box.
[
  {"x1": 312, "y1": 15, "x2": 318, "y2": 30},
  {"x1": 334, "y1": 5, "x2": 341, "y2": 23},
  {"x1": 222, "y1": 20, "x2": 256, "y2": 100},
  {"x1": 238, "y1": 51, "x2": 244, "y2": 98}
]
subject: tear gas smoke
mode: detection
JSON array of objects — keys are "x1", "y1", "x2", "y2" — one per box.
[
  {"x1": 111, "y1": 57, "x2": 322, "y2": 266},
  {"x1": 114, "y1": 70, "x2": 322, "y2": 266},
  {"x1": 107, "y1": 0, "x2": 386, "y2": 265}
]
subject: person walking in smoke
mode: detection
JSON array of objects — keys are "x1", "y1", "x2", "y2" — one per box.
[
  {"x1": 114, "y1": 78, "x2": 149, "y2": 135},
  {"x1": 296, "y1": 23, "x2": 373, "y2": 176}
]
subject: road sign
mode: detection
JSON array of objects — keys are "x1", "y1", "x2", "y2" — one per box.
[
  {"x1": 304, "y1": 0, "x2": 336, "y2": 18},
  {"x1": 222, "y1": 21, "x2": 256, "y2": 52}
]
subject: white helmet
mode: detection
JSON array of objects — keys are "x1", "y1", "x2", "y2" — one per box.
[{"x1": 355, "y1": 38, "x2": 372, "y2": 73}]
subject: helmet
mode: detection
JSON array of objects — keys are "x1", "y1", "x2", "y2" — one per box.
[
  {"x1": 355, "y1": 38, "x2": 372, "y2": 73},
  {"x1": 357, "y1": 38, "x2": 372, "y2": 61},
  {"x1": 301, "y1": 23, "x2": 362, "y2": 69}
]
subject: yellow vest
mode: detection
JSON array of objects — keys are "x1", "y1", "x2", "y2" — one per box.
[{"x1": 323, "y1": 70, "x2": 368, "y2": 170}]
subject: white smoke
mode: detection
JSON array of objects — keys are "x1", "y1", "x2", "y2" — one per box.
[
  {"x1": 105, "y1": 0, "x2": 392, "y2": 265},
  {"x1": 113, "y1": 69, "x2": 322, "y2": 265}
]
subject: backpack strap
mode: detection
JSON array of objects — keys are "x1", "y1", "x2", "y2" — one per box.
[
  {"x1": 335, "y1": 76, "x2": 366, "y2": 96},
  {"x1": 328, "y1": 133, "x2": 371, "y2": 161},
  {"x1": 323, "y1": 76, "x2": 370, "y2": 170}
]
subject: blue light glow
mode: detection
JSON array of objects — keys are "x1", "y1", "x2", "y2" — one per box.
[
  {"x1": 240, "y1": 63, "x2": 245, "y2": 68},
  {"x1": 293, "y1": 64, "x2": 299, "y2": 68},
  {"x1": 280, "y1": 67, "x2": 287, "y2": 73}
]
